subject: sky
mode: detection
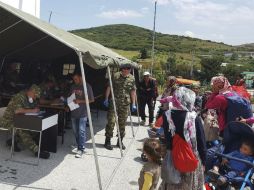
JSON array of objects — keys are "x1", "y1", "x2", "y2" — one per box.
[{"x1": 40, "y1": 0, "x2": 254, "y2": 46}]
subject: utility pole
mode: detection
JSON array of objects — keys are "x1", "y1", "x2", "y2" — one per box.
[
  {"x1": 48, "y1": 11, "x2": 52, "y2": 23},
  {"x1": 151, "y1": 0, "x2": 157, "y2": 76}
]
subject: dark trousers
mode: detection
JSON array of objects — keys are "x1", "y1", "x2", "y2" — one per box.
[{"x1": 139, "y1": 97, "x2": 154, "y2": 123}]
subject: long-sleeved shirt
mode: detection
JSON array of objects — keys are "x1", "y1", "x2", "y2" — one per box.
[
  {"x1": 162, "y1": 110, "x2": 207, "y2": 166},
  {"x1": 246, "y1": 117, "x2": 254, "y2": 125},
  {"x1": 205, "y1": 93, "x2": 228, "y2": 131},
  {"x1": 139, "y1": 79, "x2": 156, "y2": 98}
]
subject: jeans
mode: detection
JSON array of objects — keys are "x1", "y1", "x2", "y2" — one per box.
[{"x1": 71, "y1": 117, "x2": 87, "y2": 151}]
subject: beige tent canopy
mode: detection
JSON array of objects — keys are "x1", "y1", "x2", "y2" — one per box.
[
  {"x1": 0, "y1": 2, "x2": 141, "y2": 190},
  {"x1": 0, "y1": 1, "x2": 139, "y2": 70}
]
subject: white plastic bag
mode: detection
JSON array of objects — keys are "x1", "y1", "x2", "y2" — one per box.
[{"x1": 161, "y1": 150, "x2": 181, "y2": 184}]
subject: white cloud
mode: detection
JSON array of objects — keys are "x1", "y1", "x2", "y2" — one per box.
[
  {"x1": 171, "y1": 0, "x2": 254, "y2": 26},
  {"x1": 184, "y1": 31, "x2": 194, "y2": 37},
  {"x1": 97, "y1": 9, "x2": 143, "y2": 19},
  {"x1": 150, "y1": 0, "x2": 170, "y2": 5}
]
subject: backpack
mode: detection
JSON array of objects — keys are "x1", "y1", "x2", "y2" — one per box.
[
  {"x1": 223, "y1": 92, "x2": 253, "y2": 124},
  {"x1": 172, "y1": 134, "x2": 199, "y2": 172}
]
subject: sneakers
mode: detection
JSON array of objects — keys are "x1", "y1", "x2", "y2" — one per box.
[
  {"x1": 72, "y1": 147, "x2": 78, "y2": 154},
  {"x1": 75, "y1": 150, "x2": 83, "y2": 158},
  {"x1": 35, "y1": 151, "x2": 50, "y2": 159}
]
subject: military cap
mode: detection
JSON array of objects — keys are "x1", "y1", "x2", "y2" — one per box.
[{"x1": 30, "y1": 84, "x2": 41, "y2": 97}]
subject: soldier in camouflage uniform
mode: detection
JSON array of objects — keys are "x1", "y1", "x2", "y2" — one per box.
[
  {"x1": 0, "y1": 85, "x2": 50, "y2": 159},
  {"x1": 103, "y1": 64, "x2": 137, "y2": 150}
]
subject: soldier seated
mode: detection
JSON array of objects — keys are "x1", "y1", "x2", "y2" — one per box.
[{"x1": 0, "y1": 84, "x2": 50, "y2": 159}]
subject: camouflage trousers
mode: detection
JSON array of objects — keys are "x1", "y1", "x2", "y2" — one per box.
[
  {"x1": 0, "y1": 119, "x2": 38, "y2": 153},
  {"x1": 105, "y1": 102, "x2": 129, "y2": 138}
]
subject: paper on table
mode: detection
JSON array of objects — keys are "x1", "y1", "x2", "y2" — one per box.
[{"x1": 67, "y1": 93, "x2": 79, "y2": 111}]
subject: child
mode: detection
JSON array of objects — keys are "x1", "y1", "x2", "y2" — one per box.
[
  {"x1": 138, "y1": 138, "x2": 161, "y2": 190},
  {"x1": 208, "y1": 140, "x2": 254, "y2": 186}
]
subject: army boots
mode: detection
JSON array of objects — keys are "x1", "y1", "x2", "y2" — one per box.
[{"x1": 104, "y1": 137, "x2": 113, "y2": 150}]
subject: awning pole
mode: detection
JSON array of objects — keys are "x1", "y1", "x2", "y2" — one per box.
[
  {"x1": 0, "y1": 56, "x2": 6, "y2": 73},
  {"x1": 128, "y1": 107, "x2": 135, "y2": 138},
  {"x1": 5, "y1": 36, "x2": 48, "y2": 57},
  {"x1": 77, "y1": 51, "x2": 103, "y2": 190},
  {"x1": 132, "y1": 69, "x2": 141, "y2": 126},
  {"x1": 107, "y1": 66, "x2": 123, "y2": 157}
]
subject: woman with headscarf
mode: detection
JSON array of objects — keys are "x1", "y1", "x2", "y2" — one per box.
[
  {"x1": 205, "y1": 76, "x2": 232, "y2": 132},
  {"x1": 156, "y1": 76, "x2": 178, "y2": 119},
  {"x1": 159, "y1": 87, "x2": 206, "y2": 190}
]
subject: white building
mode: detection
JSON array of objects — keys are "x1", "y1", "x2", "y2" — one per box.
[{"x1": 0, "y1": 0, "x2": 40, "y2": 18}]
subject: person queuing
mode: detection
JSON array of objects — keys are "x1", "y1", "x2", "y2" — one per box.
[
  {"x1": 138, "y1": 138, "x2": 161, "y2": 190},
  {"x1": 0, "y1": 85, "x2": 50, "y2": 159},
  {"x1": 139, "y1": 71, "x2": 156, "y2": 126},
  {"x1": 205, "y1": 76, "x2": 231, "y2": 132},
  {"x1": 156, "y1": 76, "x2": 178, "y2": 119},
  {"x1": 70, "y1": 72, "x2": 94, "y2": 158},
  {"x1": 103, "y1": 63, "x2": 137, "y2": 150},
  {"x1": 159, "y1": 87, "x2": 206, "y2": 190}
]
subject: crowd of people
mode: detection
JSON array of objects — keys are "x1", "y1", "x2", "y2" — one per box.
[
  {"x1": 0, "y1": 61, "x2": 254, "y2": 189},
  {"x1": 138, "y1": 74, "x2": 254, "y2": 190}
]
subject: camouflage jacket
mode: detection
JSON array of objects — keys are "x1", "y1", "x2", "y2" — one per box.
[
  {"x1": 1, "y1": 91, "x2": 36, "y2": 125},
  {"x1": 112, "y1": 72, "x2": 136, "y2": 105}
]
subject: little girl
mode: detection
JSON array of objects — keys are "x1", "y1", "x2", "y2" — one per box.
[{"x1": 138, "y1": 138, "x2": 161, "y2": 190}]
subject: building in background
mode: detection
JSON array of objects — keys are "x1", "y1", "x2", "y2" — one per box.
[{"x1": 0, "y1": 0, "x2": 40, "y2": 18}]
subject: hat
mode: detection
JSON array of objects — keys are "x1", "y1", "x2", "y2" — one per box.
[
  {"x1": 143, "y1": 71, "x2": 150, "y2": 76},
  {"x1": 30, "y1": 84, "x2": 41, "y2": 97}
]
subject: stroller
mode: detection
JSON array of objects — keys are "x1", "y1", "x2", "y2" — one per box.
[{"x1": 206, "y1": 121, "x2": 254, "y2": 190}]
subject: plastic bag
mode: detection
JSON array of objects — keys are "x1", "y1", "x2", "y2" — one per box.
[
  {"x1": 203, "y1": 109, "x2": 219, "y2": 142},
  {"x1": 161, "y1": 150, "x2": 181, "y2": 184}
]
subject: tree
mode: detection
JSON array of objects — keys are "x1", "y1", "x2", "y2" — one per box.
[
  {"x1": 166, "y1": 53, "x2": 176, "y2": 74},
  {"x1": 230, "y1": 52, "x2": 238, "y2": 60},
  {"x1": 200, "y1": 56, "x2": 223, "y2": 81},
  {"x1": 139, "y1": 48, "x2": 148, "y2": 59}
]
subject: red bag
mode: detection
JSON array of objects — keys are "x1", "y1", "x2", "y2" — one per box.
[
  {"x1": 154, "y1": 116, "x2": 163, "y2": 128},
  {"x1": 172, "y1": 134, "x2": 198, "y2": 172}
]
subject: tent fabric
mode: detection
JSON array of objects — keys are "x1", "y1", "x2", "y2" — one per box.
[{"x1": 0, "y1": 1, "x2": 140, "y2": 69}]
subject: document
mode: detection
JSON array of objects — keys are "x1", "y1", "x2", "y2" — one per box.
[{"x1": 67, "y1": 93, "x2": 79, "y2": 111}]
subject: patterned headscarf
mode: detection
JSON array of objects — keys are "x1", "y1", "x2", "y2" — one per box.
[
  {"x1": 211, "y1": 76, "x2": 231, "y2": 94},
  {"x1": 160, "y1": 87, "x2": 196, "y2": 112},
  {"x1": 161, "y1": 87, "x2": 197, "y2": 149}
]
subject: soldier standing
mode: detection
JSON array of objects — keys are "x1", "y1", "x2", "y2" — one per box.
[
  {"x1": 103, "y1": 64, "x2": 137, "y2": 150},
  {"x1": 0, "y1": 85, "x2": 50, "y2": 159}
]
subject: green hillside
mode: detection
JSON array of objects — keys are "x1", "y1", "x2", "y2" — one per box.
[
  {"x1": 71, "y1": 24, "x2": 254, "y2": 82},
  {"x1": 71, "y1": 24, "x2": 234, "y2": 53}
]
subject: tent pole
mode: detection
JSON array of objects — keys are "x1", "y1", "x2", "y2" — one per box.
[
  {"x1": 132, "y1": 69, "x2": 141, "y2": 126},
  {"x1": 0, "y1": 56, "x2": 6, "y2": 73},
  {"x1": 0, "y1": 20, "x2": 22, "y2": 35},
  {"x1": 106, "y1": 66, "x2": 123, "y2": 157},
  {"x1": 77, "y1": 51, "x2": 103, "y2": 190},
  {"x1": 5, "y1": 36, "x2": 48, "y2": 57},
  {"x1": 128, "y1": 107, "x2": 135, "y2": 138}
]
